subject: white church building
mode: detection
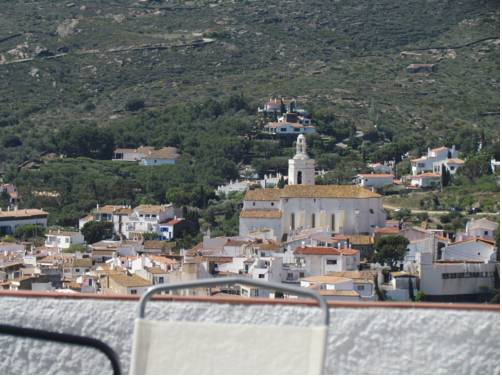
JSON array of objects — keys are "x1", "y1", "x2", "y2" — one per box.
[{"x1": 239, "y1": 135, "x2": 386, "y2": 241}]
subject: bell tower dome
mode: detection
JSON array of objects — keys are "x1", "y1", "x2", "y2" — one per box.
[{"x1": 288, "y1": 134, "x2": 315, "y2": 185}]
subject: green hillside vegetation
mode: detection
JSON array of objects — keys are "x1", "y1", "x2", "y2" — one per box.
[{"x1": 0, "y1": 0, "x2": 499, "y2": 238}]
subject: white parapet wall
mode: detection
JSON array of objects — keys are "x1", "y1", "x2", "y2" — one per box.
[{"x1": 0, "y1": 293, "x2": 499, "y2": 374}]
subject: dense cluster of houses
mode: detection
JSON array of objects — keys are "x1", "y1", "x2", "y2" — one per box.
[
  {"x1": 3, "y1": 132, "x2": 496, "y2": 302},
  {"x1": 78, "y1": 203, "x2": 187, "y2": 241},
  {"x1": 353, "y1": 146, "x2": 466, "y2": 190},
  {"x1": 0, "y1": 98, "x2": 498, "y2": 303}
]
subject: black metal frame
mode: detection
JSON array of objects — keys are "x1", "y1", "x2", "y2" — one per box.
[{"x1": 0, "y1": 323, "x2": 122, "y2": 375}]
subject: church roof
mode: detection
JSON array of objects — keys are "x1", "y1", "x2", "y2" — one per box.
[
  {"x1": 244, "y1": 185, "x2": 381, "y2": 201},
  {"x1": 281, "y1": 185, "x2": 381, "y2": 199},
  {"x1": 244, "y1": 189, "x2": 281, "y2": 201},
  {"x1": 240, "y1": 210, "x2": 282, "y2": 219}
]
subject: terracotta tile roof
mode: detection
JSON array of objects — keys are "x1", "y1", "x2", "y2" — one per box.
[
  {"x1": 411, "y1": 173, "x2": 441, "y2": 179},
  {"x1": 145, "y1": 267, "x2": 167, "y2": 274},
  {"x1": 375, "y1": 227, "x2": 400, "y2": 235},
  {"x1": 0, "y1": 209, "x2": 48, "y2": 219},
  {"x1": 327, "y1": 271, "x2": 376, "y2": 282},
  {"x1": 431, "y1": 146, "x2": 448, "y2": 153},
  {"x1": 294, "y1": 246, "x2": 359, "y2": 256},
  {"x1": 449, "y1": 237, "x2": 495, "y2": 246},
  {"x1": 142, "y1": 147, "x2": 180, "y2": 160},
  {"x1": 331, "y1": 234, "x2": 375, "y2": 245},
  {"x1": 240, "y1": 210, "x2": 282, "y2": 219},
  {"x1": 281, "y1": 185, "x2": 381, "y2": 199},
  {"x1": 446, "y1": 158, "x2": 465, "y2": 164},
  {"x1": 150, "y1": 255, "x2": 177, "y2": 265},
  {"x1": 302, "y1": 275, "x2": 353, "y2": 284},
  {"x1": 318, "y1": 289, "x2": 360, "y2": 297},
  {"x1": 143, "y1": 240, "x2": 173, "y2": 250},
  {"x1": 391, "y1": 271, "x2": 418, "y2": 278},
  {"x1": 134, "y1": 204, "x2": 171, "y2": 214},
  {"x1": 356, "y1": 174, "x2": 394, "y2": 178},
  {"x1": 244, "y1": 189, "x2": 281, "y2": 201},
  {"x1": 64, "y1": 258, "x2": 92, "y2": 268},
  {"x1": 109, "y1": 274, "x2": 152, "y2": 287},
  {"x1": 94, "y1": 205, "x2": 128, "y2": 214},
  {"x1": 47, "y1": 229, "x2": 81, "y2": 237}
]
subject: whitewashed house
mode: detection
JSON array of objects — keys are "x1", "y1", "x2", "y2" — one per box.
[
  {"x1": 123, "y1": 204, "x2": 181, "y2": 240},
  {"x1": 464, "y1": 218, "x2": 498, "y2": 240},
  {"x1": 417, "y1": 252, "x2": 498, "y2": 299},
  {"x1": 299, "y1": 275, "x2": 361, "y2": 302},
  {"x1": 0, "y1": 209, "x2": 48, "y2": 235},
  {"x1": 368, "y1": 162, "x2": 394, "y2": 174},
  {"x1": 294, "y1": 245, "x2": 360, "y2": 276},
  {"x1": 409, "y1": 173, "x2": 441, "y2": 188},
  {"x1": 432, "y1": 158, "x2": 465, "y2": 175},
  {"x1": 442, "y1": 238, "x2": 497, "y2": 262},
  {"x1": 354, "y1": 173, "x2": 394, "y2": 188},
  {"x1": 45, "y1": 230, "x2": 84, "y2": 250},
  {"x1": 113, "y1": 146, "x2": 179, "y2": 165},
  {"x1": 411, "y1": 146, "x2": 459, "y2": 175}
]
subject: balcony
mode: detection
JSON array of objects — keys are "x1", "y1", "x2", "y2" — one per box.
[{"x1": 0, "y1": 290, "x2": 499, "y2": 374}]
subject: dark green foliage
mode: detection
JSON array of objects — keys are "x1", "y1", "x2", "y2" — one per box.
[
  {"x1": 125, "y1": 99, "x2": 145, "y2": 112},
  {"x1": 0, "y1": 192, "x2": 10, "y2": 209},
  {"x1": 81, "y1": 221, "x2": 113, "y2": 244},
  {"x1": 441, "y1": 164, "x2": 451, "y2": 188},
  {"x1": 13, "y1": 224, "x2": 46, "y2": 241},
  {"x1": 55, "y1": 125, "x2": 115, "y2": 160},
  {"x1": 373, "y1": 235, "x2": 409, "y2": 271}
]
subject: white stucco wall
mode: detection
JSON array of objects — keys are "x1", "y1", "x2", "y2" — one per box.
[{"x1": 0, "y1": 296, "x2": 499, "y2": 374}]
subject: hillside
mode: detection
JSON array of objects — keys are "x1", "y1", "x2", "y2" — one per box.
[
  {"x1": 0, "y1": 1, "x2": 499, "y2": 159},
  {"x1": 0, "y1": 0, "x2": 499, "y2": 232}
]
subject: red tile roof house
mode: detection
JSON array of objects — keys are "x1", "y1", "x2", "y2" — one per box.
[
  {"x1": 158, "y1": 218, "x2": 188, "y2": 241},
  {"x1": 294, "y1": 246, "x2": 360, "y2": 276}
]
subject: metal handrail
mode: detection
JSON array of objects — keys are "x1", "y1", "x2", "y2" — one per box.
[
  {"x1": 137, "y1": 277, "x2": 330, "y2": 326},
  {"x1": 0, "y1": 324, "x2": 122, "y2": 375}
]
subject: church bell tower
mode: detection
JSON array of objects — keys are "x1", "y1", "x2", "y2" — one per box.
[{"x1": 288, "y1": 134, "x2": 315, "y2": 185}]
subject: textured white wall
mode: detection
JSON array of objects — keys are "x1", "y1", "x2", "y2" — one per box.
[{"x1": 0, "y1": 296, "x2": 499, "y2": 374}]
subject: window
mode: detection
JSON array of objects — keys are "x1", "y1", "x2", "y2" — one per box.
[
  {"x1": 287, "y1": 273, "x2": 294, "y2": 280},
  {"x1": 331, "y1": 214, "x2": 335, "y2": 231},
  {"x1": 356, "y1": 285, "x2": 365, "y2": 291},
  {"x1": 271, "y1": 202, "x2": 274, "y2": 206},
  {"x1": 261, "y1": 252, "x2": 266, "y2": 257},
  {"x1": 369, "y1": 209, "x2": 374, "y2": 214},
  {"x1": 258, "y1": 274, "x2": 265, "y2": 279},
  {"x1": 131, "y1": 289, "x2": 137, "y2": 295},
  {"x1": 484, "y1": 231, "x2": 489, "y2": 236},
  {"x1": 297, "y1": 171, "x2": 302, "y2": 184},
  {"x1": 253, "y1": 202, "x2": 256, "y2": 206},
  {"x1": 299, "y1": 272, "x2": 305, "y2": 278},
  {"x1": 75, "y1": 268, "x2": 80, "y2": 273},
  {"x1": 280, "y1": 127, "x2": 287, "y2": 132},
  {"x1": 311, "y1": 213, "x2": 315, "y2": 228},
  {"x1": 158, "y1": 277, "x2": 164, "y2": 284},
  {"x1": 291, "y1": 213, "x2": 295, "y2": 230},
  {"x1": 326, "y1": 259, "x2": 337, "y2": 265}
]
